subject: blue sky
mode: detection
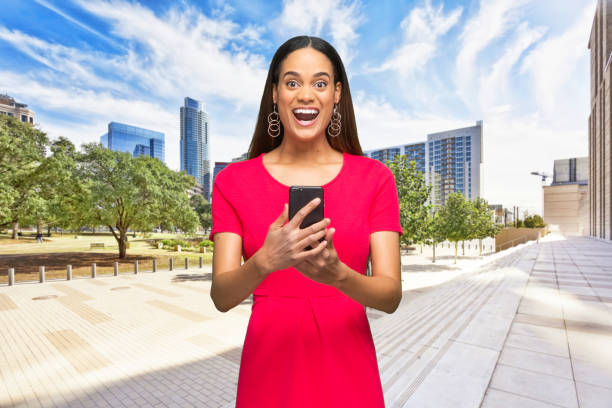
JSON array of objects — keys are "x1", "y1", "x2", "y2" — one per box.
[{"x1": 0, "y1": 0, "x2": 596, "y2": 215}]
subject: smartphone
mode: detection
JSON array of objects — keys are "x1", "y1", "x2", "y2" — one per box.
[{"x1": 289, "y1": 186, "x2": 324, "y2": 250}]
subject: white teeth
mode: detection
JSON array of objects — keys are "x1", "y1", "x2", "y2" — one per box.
[{"x1": 293, "y1": 108, "x2": 319, "y2": 114}]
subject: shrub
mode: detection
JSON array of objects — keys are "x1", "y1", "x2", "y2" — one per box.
[{"x1": 199, "y1": 240, "x2": 214, "y2": 248}]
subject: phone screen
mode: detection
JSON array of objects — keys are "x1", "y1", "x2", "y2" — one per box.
[{"x1": 289, "y1": 186, "x2": 324, "y2": 250}]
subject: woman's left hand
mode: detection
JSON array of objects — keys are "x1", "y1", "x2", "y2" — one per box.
[{"x1": 294, "y1": 227, "x2": 346, "y2": 286}]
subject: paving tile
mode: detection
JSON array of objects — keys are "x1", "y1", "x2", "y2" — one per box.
[
  {"x1": 575, "y1": 381, "x2": 612, "y2": 408},
  {"x1": 498, "y1": 346, "x2": 573, "y2": 379},
  {"x1": 489, "y1": 364, "x2": 578, "y2": 408},
  {"x1": 482, "y1": 388, "x2": 563, "y2": 408}
]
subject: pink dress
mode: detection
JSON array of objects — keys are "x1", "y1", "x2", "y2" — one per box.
[{"x1": 209, "y1": 151, "x2": 403, "y2": 407}]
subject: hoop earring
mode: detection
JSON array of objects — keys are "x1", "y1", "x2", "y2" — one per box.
[
  {"x1": 268, "y1": 104, "x2": 281, "y2": 138},
  {"x1": 327, "y1": 104, "x2": 341, "y2": 138}
]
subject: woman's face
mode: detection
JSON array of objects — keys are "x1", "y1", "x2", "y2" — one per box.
[{"x1": 273, "y1": 47, "x2": 341, "y2": 143}]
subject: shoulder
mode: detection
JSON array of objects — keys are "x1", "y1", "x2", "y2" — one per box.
[
  {"x1": 214, "y1": 155, "x2": 261, "y2": 187},
  {"x1": 348, "y1": 154, "x2": 393, "y2": 177}
]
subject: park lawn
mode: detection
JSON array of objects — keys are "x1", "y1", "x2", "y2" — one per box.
[{"x1": 0, "y1": 234, "x2": 213, "y2": 284}]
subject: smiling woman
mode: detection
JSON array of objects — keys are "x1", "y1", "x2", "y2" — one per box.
[{"x1": 209, "y1": 36, "x2": 403, "y2": 407}]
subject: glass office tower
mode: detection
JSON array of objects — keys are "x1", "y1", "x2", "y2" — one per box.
[
  {"x1": 363, "y1": 121, "x2": 483, "y2": 208},
  {"x1": 180, "y1": 97, "x2": 211, "y2": 200},
  {"x1": 100, "y1": 122, "x2": 165, "y2": 162}
]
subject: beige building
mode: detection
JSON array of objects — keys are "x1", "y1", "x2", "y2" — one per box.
[
  {"x1": 543, "y1": 157, "x2": 589, "y2": 236},
  {"x1": 0, "y1": 93, "x2": 35, "y2": 124},
  {"x1": 589, "y1": 0, "x2": 612, "y2": 241}
]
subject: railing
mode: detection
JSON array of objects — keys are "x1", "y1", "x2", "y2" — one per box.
[{"x1": 4, "y1": 256, "x2": 207, "y2": 287}]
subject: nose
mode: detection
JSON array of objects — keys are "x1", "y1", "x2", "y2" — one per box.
[{"x1": 297, "y1": 85, "x2": 314, "y2": 103}]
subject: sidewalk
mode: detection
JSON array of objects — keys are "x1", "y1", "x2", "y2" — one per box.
[{"x1": 0, "y1": 234, "x2": 610, "y2": 407}]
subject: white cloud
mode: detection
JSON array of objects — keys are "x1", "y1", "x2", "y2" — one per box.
[
  {"x1": 455, "y1": 0, "x2": 533, "y2": 107},
  {"x1": 478, "y1": 22, "x2": 546, "y2": 114},
  {"x1": 370, "y1": 0, "x2": 462, "y2": 76},
  {"x1": 520, "y1": 3, "x2": 596, "y2": 122},
  {"x1": 272, "y1": 0, "x2": 363, "y2": 65},
  {"x1": 73, "y1": 0, "x2": 268, "y2": 106}
]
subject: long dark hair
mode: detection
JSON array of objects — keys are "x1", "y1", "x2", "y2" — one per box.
[{"x1": 248, "y1": 36, "x2": 363, "y2": 159}]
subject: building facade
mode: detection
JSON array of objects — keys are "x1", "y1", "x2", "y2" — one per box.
[
  {"x1": 100, "y1": 122, "x2": 165, "y2": 162},
  {"x1": 0, "y1": 93, "x2": 34, "y2": 124},
  {"x1": 364, "y1": 121, "x2": 483, "y2": 207},
  {"x1": 543, "y1": 157, "x2": 589, "y2": 236},
  {"x1": 588, "y1": 0, "x2": 612, "y2": 241},
  {"x1": 180, "y1": 97, "x2": 211, "y2": 201}
]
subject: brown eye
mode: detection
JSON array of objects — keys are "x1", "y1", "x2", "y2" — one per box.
[
  {"x1": 314, "y1": 81, "x2": 327, "y2": 88},
  {"x1": 287, "y1": 80, "x2": 299, "y2": 88}
]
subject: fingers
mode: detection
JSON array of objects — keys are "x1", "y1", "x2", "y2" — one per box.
[
  {"x1": 294, "y1": 237, "x2": 327, "y2": 262},
  {"x1": 271, "y1": 203, "x2": 289, "y2": 228},
  {"x1": 326, "y1": 227, "x2": 336, "y2": 248},
  {"x1": 296, "y1": 217, "x2": 330, "y2": 241},
  {"x1": 288, "y1": 197, "x2": 321, "y2": 229},
  {"x1": 296, "y1": 228, "x2": 326, "y2": 251}
]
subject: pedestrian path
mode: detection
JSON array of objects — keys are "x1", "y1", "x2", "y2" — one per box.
[{"x1": 0, "y1": 235, "x2": 610, "y2": 407}]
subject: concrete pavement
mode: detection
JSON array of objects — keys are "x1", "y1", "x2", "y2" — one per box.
[{"x1": 0, "y1": 234, "x2": 611, "y2": 407}]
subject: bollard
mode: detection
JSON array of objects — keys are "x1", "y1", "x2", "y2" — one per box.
[
  {"x1": 199, "y1": 256, "x2": 203, "y2": 268},
  {"x1": 8, "y1": 268, "x2": 14, "y2": 286},
  {"x1": 114, "y1": 261, "x2": 118, "y2": 276},
  {"x1": 91, "y1": 263, "x2": 96, "y2": 278},
  {"x1": 134, "y1": 260, "x2": 139, "y2": 274},
  {"x1": 152, "y1": 259, "x2": 157, "y2": 273},
  {"x1": 67, "y1": 265, "x2": 72, "y2": 281},
  {"x1": 39, "y1": 266, "x2": 45, "y2": 283},
  {"x1": 169, "y1": 258, "x2": 174, "y2": 271},
  {"x1": 185, "y1": 257, "x2": 189, "y2": 270}
]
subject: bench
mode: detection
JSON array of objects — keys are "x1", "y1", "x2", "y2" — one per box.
[{"x1": 90, "y1": 243, "x2": 105, "y2": 249}]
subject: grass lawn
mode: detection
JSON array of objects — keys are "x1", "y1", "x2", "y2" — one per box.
[{"x1": 0, "y1": 233, "x2": 213, "y2": 284}]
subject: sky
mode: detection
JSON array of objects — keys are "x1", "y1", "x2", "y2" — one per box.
[{"x1": 0, "y1": 0, "x2": 597, "y2": 216}]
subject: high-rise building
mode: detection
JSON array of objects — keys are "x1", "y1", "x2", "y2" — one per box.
[
  {"x1": 180, "y1": 97, "x2": 211, "y2": 200},
  {"x1": 543, "y1": 157, "x2": 588, "y2": 236},
  {"x1": 364, "y1": 121, "x2": 483, "y2": 207},
  {"x1": 0, "y1": 93, "x2": 34, "y2": 124},
  {"x1": 588, "y1": 0, "x2": 612, "y2": 241},
  {"x1": 100, "y1": 122, "x2": 165, "y2": 162}
]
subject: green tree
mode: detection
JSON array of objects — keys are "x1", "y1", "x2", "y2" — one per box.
[
  {"x1": 0, "y1": 115, "x2": 49, "y2": 238},
  {"x1": 470, "y1": 197, "x2": 500, "y2": 256},
  {"x1": 78, "y1": 144, "x2": 199, "y2": 258},
  {"x1": 524, "y1": 214, "x2": 546, "y2": 228},
  {"x1": 190, "y1": 194, "x2": 212, "y2": 233},
  {"x1": 386, "y1": 154, "x2": 431, "y2": 248},
  {"x1": 425, "y1": 211, "x2": 447, "y2": 263},
  {"x1": 437, "y1": 192, "x2": 471, "y2": 264}
]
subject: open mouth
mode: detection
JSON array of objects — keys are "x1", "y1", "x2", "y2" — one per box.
[{"x1": 292, "y1": 108, "x2": 319, "y2": 126}]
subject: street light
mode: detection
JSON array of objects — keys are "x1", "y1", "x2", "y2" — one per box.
[{"x1": 530, "y1": 171, "x2": 552, "y2": 185}]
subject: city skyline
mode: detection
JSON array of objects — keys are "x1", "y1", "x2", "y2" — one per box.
[{"x1": 0, "y1": 0, "x2": 595, "y2": 215}]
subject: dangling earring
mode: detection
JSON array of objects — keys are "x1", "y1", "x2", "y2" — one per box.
[
  {"x1": 268, "y1": 104, "x2": 281, "y2": 138},
  {"x1": 327, "y1": 104, "x2": 341, "y2": 138}
]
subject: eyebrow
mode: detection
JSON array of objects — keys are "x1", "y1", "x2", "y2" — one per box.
[{"x1": 282, "y1": 71, "x2": 331, "y2": 79}]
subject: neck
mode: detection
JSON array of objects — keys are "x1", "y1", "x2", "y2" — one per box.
[{"x1": 272, "y1": 134, "x2": 340, "y2": 164}]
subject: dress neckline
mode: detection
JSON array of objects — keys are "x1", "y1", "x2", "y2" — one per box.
[{"x1": 259, "y1": 151, "x2": 348, "y2": 189}]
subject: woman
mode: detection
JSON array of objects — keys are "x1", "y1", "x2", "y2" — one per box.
[{"x1": 209, "y1": 36, "x2": 402, "y2": 407}]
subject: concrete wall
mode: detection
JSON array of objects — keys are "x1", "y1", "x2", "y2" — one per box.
[
  {"x1": 543, "y1": 184, "x2": 589, "y2": 236},
  {"x1": 495, "y1": 227, "x2": 546, "y2": 252}
]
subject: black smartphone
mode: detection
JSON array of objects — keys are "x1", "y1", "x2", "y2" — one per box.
[{"x1": 289, "y1": 186, "x2": 324, "y2": 250}]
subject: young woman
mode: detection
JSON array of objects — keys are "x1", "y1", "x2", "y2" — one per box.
[{"x1": 209, "y1": 36, "x2": 402, "y2": 407}]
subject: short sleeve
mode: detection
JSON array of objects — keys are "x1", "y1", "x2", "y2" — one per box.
[
  {"x1": 208, "y1": 174, "x2": 243, "y2": 242},
  {"x1": 369, "y1": 166, "x2": 403, "y2": 236}
]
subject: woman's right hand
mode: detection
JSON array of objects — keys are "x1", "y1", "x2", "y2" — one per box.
[{"x1": 254, "y1": 198, "x2": 330, "y2": 276}]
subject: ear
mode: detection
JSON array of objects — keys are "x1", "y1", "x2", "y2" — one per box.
[
  {"x1": 272, "y1": 83, "x2": 278, "y2": 105},
  {"x1": 334, "y1": 81, "x2": 342, "y2": 105}
]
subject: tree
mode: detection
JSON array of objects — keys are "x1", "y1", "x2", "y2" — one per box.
[
  {"x1": 524, "y1": 214, "x2": 546, "y2": 228},
  {"x1": 190, "y1": 194, "x2": 212, "y2": 233},
  {"x1": 436, "y1": 192, "x2": 471, "y2": 264},
  {"x1": 470, "y1": 197, "x2": 501, "y2": 256},
  {"x1": 386, "y1": 154, "x2": 431, "y2": 248},
  {"x1": 78, "y1": 144, "x2": 199, "y2": 258},
  {"x1": 424, "y1": 211, "x2": 447, "y2": 263},
  {"x1": 0, "y1": 115, "x2": 49, "y2": 238}
]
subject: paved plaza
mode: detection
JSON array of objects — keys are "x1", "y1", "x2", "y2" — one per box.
[{"x1": 0, "y1": 234, "x2": 611, "y2": 407}]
